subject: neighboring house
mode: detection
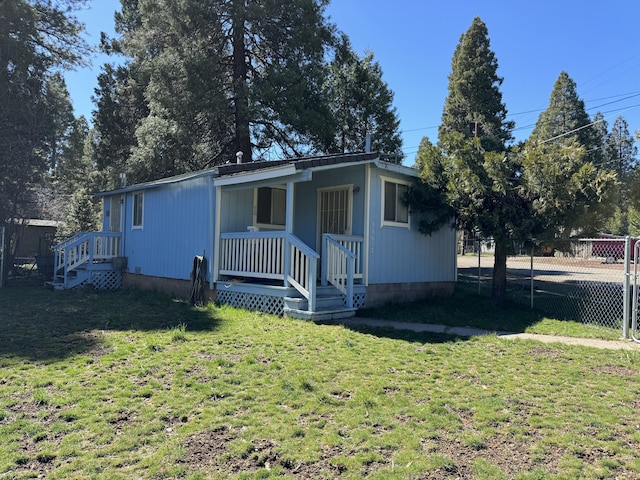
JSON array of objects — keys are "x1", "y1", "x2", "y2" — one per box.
[
  {"x1": 11, "y1": 219, "x2": 60, "y2": 259},
  {"x1": 52, "y1": 152, "x2": 456, "y2": 319}
]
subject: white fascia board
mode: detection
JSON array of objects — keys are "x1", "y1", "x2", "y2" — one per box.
[
  {"x1": 214, "y1": 165, "x2": 312, "y2": 191},
  {"x1": 94, "y1": 170, "x2": 217, "y2": 198},
  {"x1": 213, "y1": 164, "x2": 298, "y2": 187},
  {"x1": 373, "y1": 159, "x2": 420, "y2": 178},
  {"x1": 306, "y1": 159, "x2": 378, "y2": 174}
]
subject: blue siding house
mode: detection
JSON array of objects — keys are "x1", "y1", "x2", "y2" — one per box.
[{"x1": 53, "y1": 152, "x2": 456, "y2": 319}]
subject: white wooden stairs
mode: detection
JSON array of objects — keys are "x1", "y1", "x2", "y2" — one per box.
[{"x1": 50, "y1": 232, "x2": 124, "y2": 290}]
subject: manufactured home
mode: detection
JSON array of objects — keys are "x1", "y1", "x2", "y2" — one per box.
[{"x1": 53, "y1": 152, "x2": 456, "y2": 319}]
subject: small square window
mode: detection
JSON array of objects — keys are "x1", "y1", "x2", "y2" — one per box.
[{"x1": 382, "y1": 179, "x2": 409, "y2": 227}]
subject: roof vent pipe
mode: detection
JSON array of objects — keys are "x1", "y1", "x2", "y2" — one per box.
[
  {"x1": 236, "y1": 151, "x2": 244, "y2": 164},
  {"x1": 365, "y1": 134, "x2": 371, "y2": 153}
]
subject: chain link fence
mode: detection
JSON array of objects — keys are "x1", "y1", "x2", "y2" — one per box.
[
  {"x1": 0, "y1": 226, "x2": 4, "y2": 288},
  {"x1": 457, "y1": 238, "x2": 632, "y2": 334}
]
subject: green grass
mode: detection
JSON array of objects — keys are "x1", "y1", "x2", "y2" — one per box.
[
  {"x1": 1, "y1": 287, "x2": 639, "y2": 478},
  {"x1": 359, "y1": 282, "x2": 624, "y2": 340}
]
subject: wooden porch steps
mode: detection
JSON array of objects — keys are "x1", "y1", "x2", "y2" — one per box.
[
  {"x1": 283, "y1": 286, "x2": 357, "y2": 321},
  {"x1": 49, "y1": 261, "x2": 122, "y2": 290}
]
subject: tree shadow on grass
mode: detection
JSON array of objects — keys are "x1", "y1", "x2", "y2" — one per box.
[
  {"x1": 335, "y1": 323, "x2": 468, "y2": 345},
  {"x1": 0, "y1": 287, "x2": 221, "y2": 362},
  {"x1": 356, "y1": 286, "x2": 548, "y2": 334}
]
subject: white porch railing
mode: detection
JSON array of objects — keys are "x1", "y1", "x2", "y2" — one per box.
[
  {"x1": 54, "y1": 232, "x2": 122, "y2": 287},
  {"x1": 219, "y1": 232, "x2": 285, "y2": 280},
  {"x1": 219, "y1": 231, "x2": 363, "y2": 313},
  {"x1": 322, "y1": 234, "x2": 364, "y2": 308},
  {"x1": 219, "y1": 231, "x2": 320, "y2": 311}
]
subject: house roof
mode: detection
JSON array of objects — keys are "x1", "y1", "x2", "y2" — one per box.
[
  {"x1": 11, "y1": 219, "x2": 62, "y2": 228},
  {"x1": 96, "y1": 151, "x2": 416, "y2": 196},
  {"x1": 216, "y1": 151, "x2": 379, "y2": 177}
]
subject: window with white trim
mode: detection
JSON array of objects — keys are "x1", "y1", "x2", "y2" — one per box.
[
  {"x1": 255, "y1": 186, "x2": 286, "y2": 228},
  {"x1": 133, "y1": 192, "x2": 144, "y2": 229},
  {"x1": 382, "y1": 178, "x2": 409, "y2": 227}
]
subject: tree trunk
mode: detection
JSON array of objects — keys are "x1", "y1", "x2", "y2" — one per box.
[
  {"x1": 491, "y1": 239, "x2": 508, "y2": 306},
  {"x1": 231, "y1": 0, "x2": 251, "y2": 162}
]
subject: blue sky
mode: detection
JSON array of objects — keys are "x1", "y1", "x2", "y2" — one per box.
[{"x1": 65, "y1": 0, "x2": 640, "y2": 163}]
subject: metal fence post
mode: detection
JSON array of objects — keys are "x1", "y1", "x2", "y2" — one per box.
[
  {"x1": 477, "y1": 240, "x2": 481, "y2": 295},
  {"x1": 623, "y1": 236, "x2": 631, "y2": 339},
  {"x1": 530, "y1": 246, "x2": 534, "y2": 310},
  {"x1": 0, "y1": 226, "x2": 4, "y2": 288},
  {"x1": 632, "y1": 241, "x2": 639, "y2": 343}
]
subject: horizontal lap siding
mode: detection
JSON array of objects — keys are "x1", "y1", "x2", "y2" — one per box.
[
  {"x1": 125, "y1": 178, "x2": 211, "y2": 280},
  {"x1": 367, "y1": 169, "x2": 456, "y2": 284}
]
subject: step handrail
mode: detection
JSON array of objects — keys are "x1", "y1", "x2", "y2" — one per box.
[
  {"x1": 323, "y1": 234, "x2": 356, "y2": 308},
  {"x1": 285, "y1": 232, "x2": 320, "y2": 311},
  {"x1": 54, "y1": 232, "x2": 122, "y2": 288}
]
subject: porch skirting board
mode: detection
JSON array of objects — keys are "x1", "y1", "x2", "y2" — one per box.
[
  {"x1": 364, "y1": 281, "x2": 454, "y2": 308},
  {"x1": 123, "y1": 273, "x2": 215, "y2": 301},
  {"x1": 216, "y1": 288, "x2": 285, "y2": 316}
]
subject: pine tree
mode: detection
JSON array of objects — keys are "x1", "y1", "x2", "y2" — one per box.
[
  {"x1": 324, "y1": 35, "x2": 402, "y2": 157},
  {"x1": 529, "y1": 72, "x2": 598, "y2": 161},
  {"x1": 591, "y1": 112, "x2": 608, "y2": 168},
  {"x1": 606, "y1": 117, "x2": 637, "y2": 185},
  {"x1": 431, "y1": 17, "x2": 518, "y2": 305},
  {"x1": 96, "y1": 0, "x2": 336, "y2": 182},
  {"x1": 93, "y1": 63, "x2": 149, "y2": 188},
  {"x1": 0, "y1": 0, "x2": 88, "y2": 282},
  {"x1": 522, "y1": 73, "x2": 618, "y2": 239},
  {"x1": 439, "y1": 17, "x2": 513, "y2": 152}
]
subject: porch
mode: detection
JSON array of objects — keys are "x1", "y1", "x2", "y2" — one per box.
[
  {"x1": 51, "y1": 232, "x2": 125, "y2": 290},
  {"x1": 215, "y1": 231, "x2": 366, "y2": 320},
  {"x1": 52, "y1": 230, "x2": 365, "y2": 319}
]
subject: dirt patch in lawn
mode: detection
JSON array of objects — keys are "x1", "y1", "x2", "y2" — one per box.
[{"x1": 182, "y1": 429, "x2": 344, "y2": 478}]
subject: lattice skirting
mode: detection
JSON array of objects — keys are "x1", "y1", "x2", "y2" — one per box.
[
  {"x1": 216, "y1": 290, "x2": 285, "y2": 316},
  {"x1": 91, "y1": 270, "x2": 123, "y2": 290},
  {"x1": 348, "y1": 292, "x2": 367, "y2": 309}
]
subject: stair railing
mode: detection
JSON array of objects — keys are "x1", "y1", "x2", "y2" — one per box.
[
  {"x1": 285, "y1": 233, "x2": 320, "y2": 312},
  {"x1": 54, "y1": 232, "x2": 122, "y2": 288},
  {"x1": 322, "y1": 234, "x2": 358, "y2": 308}
]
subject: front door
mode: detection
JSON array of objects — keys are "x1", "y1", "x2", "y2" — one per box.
[
  {"x1": 110, "y1": 194, "x2": 123, "y2": 232},
  {"x1": 317, "y1": 185, "x2": 353, "y2": 251}
]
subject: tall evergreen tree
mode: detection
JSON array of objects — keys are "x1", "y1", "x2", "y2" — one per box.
[
  {"x1": 416, "y1": 17, "x2": 518, "y2": 305},
  {"x1": 524, "y1": 73, "x2": 618, "y2": 239},
  {"x1": 93, "y1": 63, "x2": 149, "y2": 188},
  {"x1": 96, "y1": 0, "x2": 335, "y2": 182},
  {"x1": 591, "y1": 112, "x2": 608, "y2": 168},
  {"x1": 410, "y1": 18, "x2": 617, "y2": 307},
  {"x1": 0, "y1": 0, "x2": 88, "y2": 280},
  {"x1": 439, "y1": 17, "x2": 513, "y2": 152},
  {"x1": 324, "y1": 35, "x2": 402, "y2": 157},
  {"x1": 42, "y1": 73, "x2": 75, "y2": 177},
  {"x1": 604, "y1": 116, "x2": 637, "y2": 234},
  {"x1": 529, "y1": 72, "x2": 598, "y2": 161},
  {"x1": 606, "y1": 116, "x2": 637, "y2": 185},
  {"x1": 125, "y1": 0, "x2": 234, "y2": 182}
]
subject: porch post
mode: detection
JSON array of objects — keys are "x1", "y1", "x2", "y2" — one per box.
[
  {"x1": 212, "y1": 185, "x2": 222, "y2": 285},
  {"x1": 623, "y1": 235, "x2": 631, "y2": 339},
  {"x1": 284, "y1": 181, "x2": 294, "y2": 287}
]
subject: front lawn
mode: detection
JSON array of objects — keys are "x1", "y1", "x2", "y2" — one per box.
[{"x1": 1, "y1": 287, "x2": 639, "y2": 479}]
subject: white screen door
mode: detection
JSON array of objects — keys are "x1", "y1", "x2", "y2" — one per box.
[{"x1": 317, "y1": 186, "x2": 352, "y2": 250}]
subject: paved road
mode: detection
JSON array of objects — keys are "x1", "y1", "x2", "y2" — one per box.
[{"x1": 457, "y1": 255, "x2": 625, "y2": 285}]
